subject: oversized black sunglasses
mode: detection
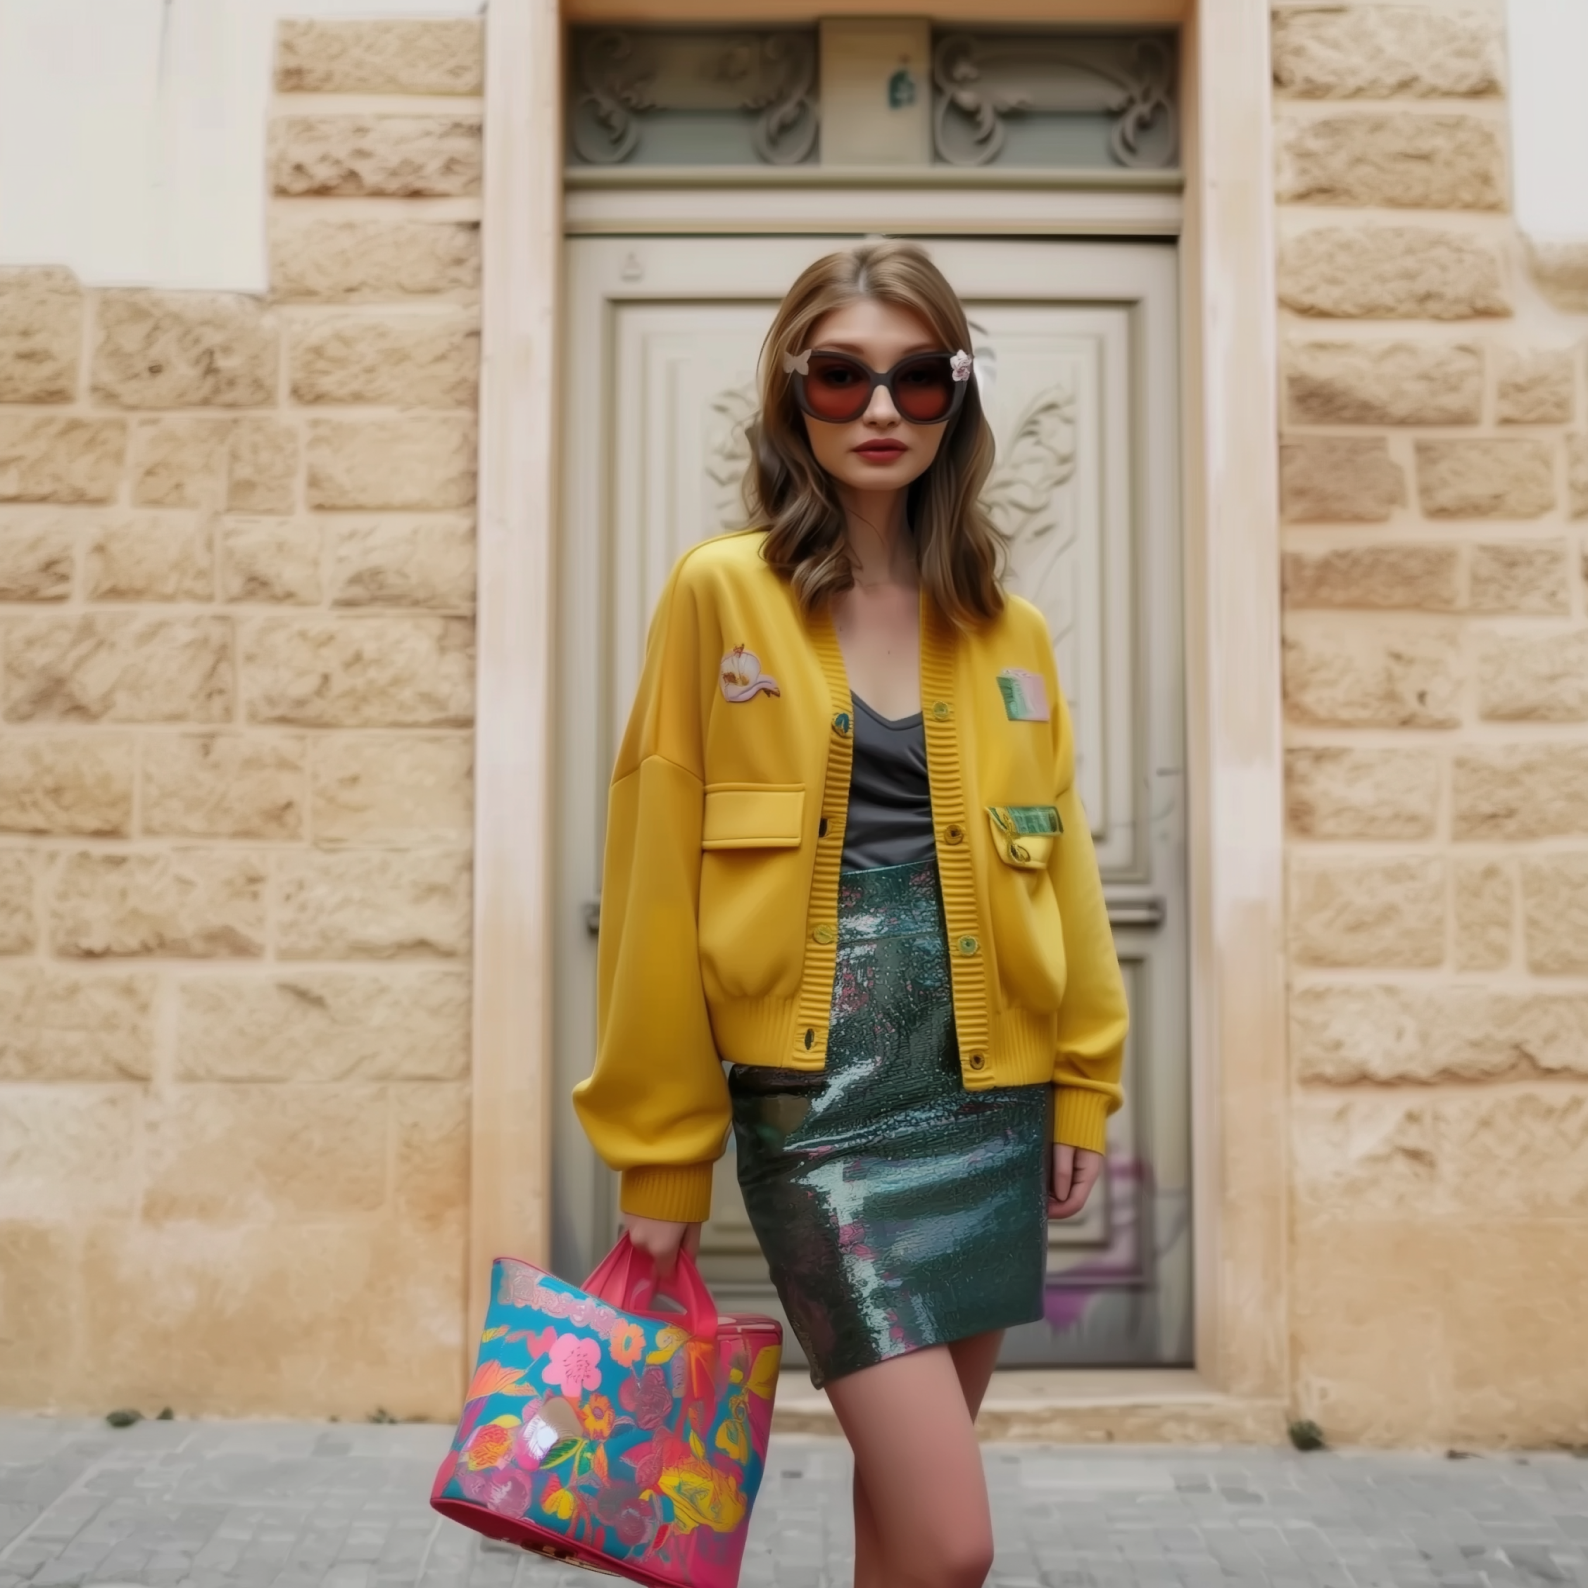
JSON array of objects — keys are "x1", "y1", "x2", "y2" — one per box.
[{"x1": 783, "y1": 347, "x2": 974, "y2": 426}]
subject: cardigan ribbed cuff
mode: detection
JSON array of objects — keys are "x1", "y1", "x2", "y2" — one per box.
[
  {"x1": 1052, "y1": 1087, "x2": 1110, "y2": 1155},
  {"x1": 620, "y1": 1162, "x2": 715, "y2": 1224}
]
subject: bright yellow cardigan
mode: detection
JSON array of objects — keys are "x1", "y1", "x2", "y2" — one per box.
[{"x1": 573, "y1": 530, "x2": 1129, "y2": 1224}]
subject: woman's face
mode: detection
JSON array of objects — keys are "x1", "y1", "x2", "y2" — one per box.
[{"x1": 797, "y1": 298, "x2": 952, "y2": 495}]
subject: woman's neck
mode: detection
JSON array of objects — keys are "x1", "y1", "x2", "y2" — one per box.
[{"x1": 836, "y1": 483, "x2": 918, "y2": 590}]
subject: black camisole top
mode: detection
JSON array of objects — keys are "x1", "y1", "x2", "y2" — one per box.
[{"x1": 841, "y1": 695, "x2": 937, "y2": 870}]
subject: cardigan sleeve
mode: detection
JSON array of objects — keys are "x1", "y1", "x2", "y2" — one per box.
[{"x1": 571, "y1": 562, "x2": 727, "y2": 1224}]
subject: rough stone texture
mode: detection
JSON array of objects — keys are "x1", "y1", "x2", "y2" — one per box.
[
  {"x1": 1416, "y1": 439, "x2": 1555, "y2": 519},
  {"x1": 227, "y1": 419, "x2": 299, "y2": 515},
  {"x1": 1453, "y1": 858, "x2": 1513, "y2": 970},
  {"x1": 1276, "y1": 113, "x2": 1504, "y2": 210},
  {"x1": 0, "y1": 517, "x2": 74, "y2": 600},
  {"x1": 275, "y1": 849, "x2": 471, "y2": 960},
  {"x1": 270, "y1": 116, "x2": 482, "y2": 199},
  {"x1": 1283, "y1": 620, "x2": 1462, "y2": 728},
  {"x1": 0, "y1": 853, "x2": 36, "y2": 953},
  {"x1": 311, "y1": 734, "x2": 472, "y2": 844},
  {"x1": 3, "y1": 615, "x2": 232, "y2": 723},
  {"x1": 1496, "y1": 348, "x2": 1576, "y2": 425},
  {"x1": 83, "y1": 513, "x2": 214, "y2": 603},
  {"x1": 1454, "y1": 745, "x2": 1588, "y2": 840},
  {"x1": 276, "y1": 18, "x2": 484, "y2": 95},
  {"x1": 1478, "y1": 629, "x2": 1588, "y2": 721},
  {"x1": 50, "y1": 850, "x2": 267, "y2": 958},
  {"x1": 1285, "y1": 340, "x2": 1483, "y2": 427},
  {"x1": 1469, "y1": 540, "x2": 1569, "y2": 613},
  {"x1": 328, "y1": 516, "x2": 476, "y2": 609},
  {"x1": 128, "y1": 417, "x2": 229, "y2": 509},
  {"x1": 0, "y1": 965, "x2": 155, "y2": 1079},
  {"x1": 1523, "y1": 855, "x2": 1588, "y2": 975},
  {"x1": 289, "y1": 313, "x2": 478, "y2": 408},
  {"x1": 305, "y1": 417, "x2": 477, "y2": 510},
  {"x1": 393, "y1": 1079, "x2": 469, "y2": 1224},
  {"x1": 0, "y1": 266, "x2": 82, "y2": 402},
  {"x1": 1526, "y1": 238, "x2": 1588, "y2": 314},
  {"x1": 241, "y1": 616, "x2": 474, "y2": 727},
  {"x1": 0, "y1": 1087, "x2": 143, "y2": 1220},
  {"x1": 1285, "y1": 747, "x2": 1439, "y2": 840},
  {"x1": 1288, "y1": 856, "x2": 1446, "y2": 968},
  {"x1": 93, "y1": 292, "x2": 279, "y2": 410},
  {"x1": 1278, "y1": 228, "x2": 1509, "y2": 320},
  {"x1": 269, "y1": 218, "x2": 480, "y2": 303},
  {"x1": 0, "y1": 415, "x2": 125, "y2": 503},
  {"x1": 176, "y1": 969, "x2": 469, "y2": 1081},
  {"x1": 1570, "y1": 434, "x2": 1588, "y2": 518},
  {"x1": 1279, "y1": 437, "x2": 1405, "y2": 522},
  {"x1": 219, "y1": 517, "x2": 322, "y2": 604},
  {"x1": 1272, "y1": 7, "x2": 1503, "y2": 99},
  {"x1": 141, "y1": 733, "x2": 307, "y2": 840},
  {"x1": 1282, "y1": 545, "x2": 1458, "y2": 610},
  {"x1": 0, "y1": 736, "x2": 133, "y2": 836}
]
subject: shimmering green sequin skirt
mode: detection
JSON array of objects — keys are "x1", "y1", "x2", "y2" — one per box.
[{"x1": 729, "y1": 858, "x2": 1049, "y2": 1388}]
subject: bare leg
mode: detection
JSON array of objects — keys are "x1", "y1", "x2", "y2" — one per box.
[{"x1": 829, "y1": 1333, "x2": 1004, "y2": 1588}]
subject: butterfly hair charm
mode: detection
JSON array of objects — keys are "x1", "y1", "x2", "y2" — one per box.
[
  {"x1": 780, "y1": 349, "x2": 812, "y2": 376},
  {"x1": 950, "y1": 349, "x2": 974, "y2": 383}
]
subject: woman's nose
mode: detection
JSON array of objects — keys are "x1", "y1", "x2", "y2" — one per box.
[{"x1": 863, "y1": 383, "x2": 901, "y2": 425}]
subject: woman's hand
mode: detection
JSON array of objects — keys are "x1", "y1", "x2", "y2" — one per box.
[
  {"x1": 623, "y1": 1214, "x2": 702, "y2": 1278},
  {"x1": 1049, "y1": 1145, "x2": 1105, "y2": 1220}
]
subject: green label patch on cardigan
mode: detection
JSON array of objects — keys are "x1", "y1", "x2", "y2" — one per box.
[{"x1": 989, "y1": 804, "x2": 1063, "y2": 837}]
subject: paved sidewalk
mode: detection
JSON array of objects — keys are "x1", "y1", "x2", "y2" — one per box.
[{"x1": 1, "y1": 1418, "x2": 1585, "y2": 1588}]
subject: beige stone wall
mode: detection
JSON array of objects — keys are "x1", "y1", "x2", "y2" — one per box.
[
  {"x1": 0, "y1": 18, "x2": 482, "y2": 1418},
  {"x1": 1275, "y1": 3, "x2": 1588, "y2": 1445}
]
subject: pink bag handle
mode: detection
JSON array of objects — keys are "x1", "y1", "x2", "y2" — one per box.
[{"x1": 584, "y1": 1233, "x2": 719, "y2": 1342}]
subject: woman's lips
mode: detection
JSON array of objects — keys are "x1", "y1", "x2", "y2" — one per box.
[{"x1": 854, "y1": 440, "x2": 907, "y2": 460}]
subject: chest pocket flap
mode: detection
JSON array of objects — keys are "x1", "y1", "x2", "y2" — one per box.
[
  {"x1": 986, "y1": 804, "x2": 1062, "y2": 870},
  {"x1": 703, "y1": 784, "x2": 806, "y2": 850}
]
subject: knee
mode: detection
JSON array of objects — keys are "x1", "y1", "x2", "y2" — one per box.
[{"x1": 912, "y1": 1530, "x2": 995, "y2": 1588}]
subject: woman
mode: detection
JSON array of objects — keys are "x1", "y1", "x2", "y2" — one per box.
[{"x1": 575, "y1": 240, "x2": 1128, "y2": 1588}]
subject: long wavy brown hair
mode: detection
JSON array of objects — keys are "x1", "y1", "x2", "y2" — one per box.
[{"x1": 744, "y1": 240, "x2": 1004, "y2": 627}]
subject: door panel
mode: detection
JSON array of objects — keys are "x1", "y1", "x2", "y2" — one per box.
[{"x1": 555, "y1": 235, "x2": 1188, "y2": 1366}]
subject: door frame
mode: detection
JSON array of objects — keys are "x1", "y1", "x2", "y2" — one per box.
[{"x1": 470, "y1": 0, "x2": 1287, "y2": 1410}]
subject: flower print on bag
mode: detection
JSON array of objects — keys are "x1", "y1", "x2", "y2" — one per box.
[
  {"x1": 719, "y1": 645, "x2": 780, "y2": 703},
  {"x1": 464, "y1": 1417, "x2": 518, "y2": 1470},
  {"x1": 619, "y1": 1364, "x2": 674, "y2": 1430},
  {"x1": 580, "y1": 1393, "x2": 616, "y2": 1440},
  {"x1": 542, "y1": 1333, "x2": 603, "y2": 1400},
  {"x1": 609, "y1": 1318, "x2": 646, "y2": 1368}
]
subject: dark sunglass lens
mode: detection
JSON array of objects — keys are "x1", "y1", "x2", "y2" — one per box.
[
  {"x1": 893, "y1": 356, "x2": 954, "y2": 422},
  {"x1": 803, "y1": 355, "x2": 871, "y2": 421}
]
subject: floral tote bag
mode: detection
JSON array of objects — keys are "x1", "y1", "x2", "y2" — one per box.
[{"x1": 431, "y1": 1236, "x2": 783, "y2": 1588}]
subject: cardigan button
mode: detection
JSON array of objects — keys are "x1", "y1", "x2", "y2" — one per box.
[
  {"x1": 832, "y1": 711, "x2": 852, "y2": 737},
  {"x1": 930, "y1": 701, "x2": 952, "y2": 721},
  {"x1": 804, "y1": 1028, "x2": 815, "y2": 1049},
  {"x1": 944, "y1": 824, "x2": 964, "y2": 844},
  {"x1": 968, "y1": 1051, "x2": 986, "y2": 1071},
  {"x1": 813, "y1": 924, "x2": 835, "y2": 945},
  {"x1": 957, "y1": 935, "x2": 979, "y2": 956},
  {"x1": 819, "y1": 816, "x2": 829, "y2": 838}
]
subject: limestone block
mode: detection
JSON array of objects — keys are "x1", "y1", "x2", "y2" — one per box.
[
  {"x1": 1496, "y1": 348, "x2": 1576, "y2": 425},
  {"x1": 1271, "y1": 7, "x2": 1502, "y2": 98},
  {"x1": 1283, "y1": 619, "x2": 1462, "y2": 728},
  {"x1": 329, "y1": 517, "x2": 476, "y2": 609},
  {"x1": 1290, "y1": 1093, "x2": 1435, "y2": 1216},
  {"x1": 1434, "y1": 1091, "x2": 1588, "y2": 1218},
  {"x1": 0, "y1": 853, "x2": 36, "y2": 953},
  {"x1": 290, "y1": 313, "x2": 479, "y2": 408},
  {"x1": 1282, "y1": 545, "x2": 1458, "y2": 610},
  {"x1": 1285, "y1": 747, "x2": 1439, "y2": 839},
  {"x1": 1278, "y1": 228, "x2": 1509, "y2": 320},
  {"x1": 0, "y1": 1087, "x2": 143, "y2": 1220},
  {"x1": 227, "y1": 419, "x2": 299, "y2": 515},
  {"x1": 269, "y1": 218, "x2": 480, "y2": 303},
  {"x1": 1288, "y1": 855, "x2": 1445, "y2": 967},
  {"x1": 241, "y1": 615, "x2": 474, "y2": 727},
  {"x1": 0, "y1": 517, "x2": 74, "y2": 600},
  {"x1": 1416, "y1": 439, "x2": 1554, "y2": 519},
  {"x1": 276, "y1": 18, "x2": 484, "y2": 95},
  {"x1": 220, "y1": 518, "x2": 322, "y2": 604},
  {"x1": 1285, "y1": 340, "x2": 1482, "y2": 427},
  {"x1": 0, "y1": 415, "x2": 125, "y2": 504},
  {"x1": 270, "y1": 116, "x2": 482, "y2": 198},
  {"x1": 93, "y1": 291, "x2": 279, "y2": 409},
  {"x1": 305, "y1": 417, "x2": 477, "y2": 510},
  {"x1": 1276, "y1": 113, "x2": 1504, "y2": 210},
  {"x1": 1454, "y1": 745, "x2": 1588, "y2": 839},
  {"x1": 1570, "y1": 435, "x2": 1588, "y2": 518},
  {"x1": 276, "y1": 848, "x2": 470, "y2": 960},
  {"x1": 129, "y1": 417, "x2": 229, "y2": 509},
  {"x1": 145, "y1": 1083, "x2": 388, "y2": 1220},
  {"x1": 311, "y1": 734, "x2": 472, "y2": 844},
  {"x1": 0, "y1": 965, "x2": 155, "y2": 1079},
  {"x1": 0, "y1": 267, "x2": 82, "y2": 402},
  {"x1": 1525, "y1": 239, "x2": 1588, "y2": 314},
  {"x1": 176, "y1": 968, "x2": 469, "y2": 1081},
  {"x1": 0, "y1": 1224, "x2": 76, "y2": 1403},
  {"x1": 1280, "y1": 437, "x2": 1404, "y2": 522},
  {"x1": 3, "y1": 615, "x2": 232, "y2": 723},
  {"x1": 1523, "y1": 854, "x2": 1588, "y2": 974},
  {"x1": 0, "y1": 736, "x2": 134, "y2": 836},
  {"x1": 1477, "y1": 629, "x2": 1588, "y2": 721},
  {"x1": 141, "y1": 733, "x2": 306, "y2": 840},
  {"x1": 84, "y1": 513, "x2": 214, "y2": 603},
  {"x1": 51, "y1": 850, "x2": 267, "y2": 958},
  {"x1": 393, "y1": 1081, "x2": 470, "y2": 1224},
  {"x1": 1469, "y1": 541, "x2": 1569, "y2": 614},
  {"x1": 1453, "y1": 858, "x2": 1513, "y2": 970}
]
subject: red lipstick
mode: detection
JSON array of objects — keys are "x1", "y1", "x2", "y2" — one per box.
[{"x1": 855, "y1": 440, "x2": 906, "y2": 460}]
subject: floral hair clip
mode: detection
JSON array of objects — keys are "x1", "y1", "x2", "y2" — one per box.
[{"x1": 950, "y1": 349, "x2": 973, "y2": 382}]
